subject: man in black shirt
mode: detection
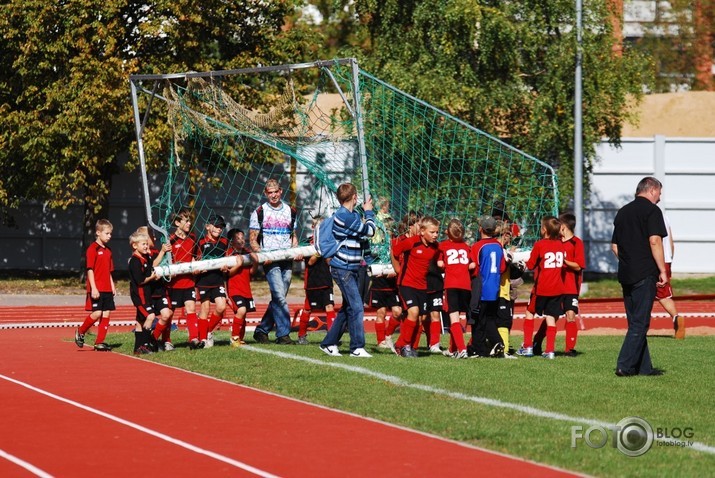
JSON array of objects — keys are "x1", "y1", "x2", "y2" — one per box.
[{"x1": 611, "y1": 177, "x2": 668, "y2": 376}]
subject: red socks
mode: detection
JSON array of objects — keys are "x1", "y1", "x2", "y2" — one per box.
[
  {"x1": 198, "y1": 319, "x2": 208, "y2": 341},
  {"x1": 565, "y1": 320, "x2": 578, "y2": 352},
  {"x1": 208, "y1": 313, "x2": 222, "y2": 332},
  {"x1": 152, "y1": 321, "x2": 168, "y2": 340},
  {"x1": 79, "y1": 315, "x2": 96, "y2": 335},
  {"x1": 429, "y1": 320, "x2": 441, "y2": 347},
  {"x1": 187, "y1": 313, "x2": 199, "y2": 341},
  {"x1": 523, "y1": 319, "x2": 534, "y2": 347},
  {"x1": 95, "y1": 316, "x2": 110, "y2": 344},
  {"x1": 232, "y1": 316, "x2": 245, "y2": 338},
  {"x1": 545, "y1": 325, "x2": 557, "y2": 354},
  {"x1": 385, "y1": 315, "x2": 399, "y2": 335},
  {"x1": 395, "y1": 319, "x2": 417, "y2": 348},
  {"x1": 411, "y1": 323, "x2": 423, "y2": 349},
  {"x1": 449, "y1": 322, "x2": 466, "y2": 352},
  {"x1": 375, "y1": 321, "x2": 386, "y2": 344},
  {"x1": 325, "y1": 310, "x2": 336, "y2": 331},
  {"x1": 298, "y1": 309, "x2": 311, "y2": 337}
]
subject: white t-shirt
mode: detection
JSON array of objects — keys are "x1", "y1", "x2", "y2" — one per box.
[
  {"x1": 249, "y1": 202, "x2": 295, "y2": 251},
  {"x1": 662, "y1": 214, "x2": 673, "y2": 264}
]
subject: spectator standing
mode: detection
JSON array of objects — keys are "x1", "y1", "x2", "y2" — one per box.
[{"x1": 611, "y1": 176, "x2": 668, "y2": 377}]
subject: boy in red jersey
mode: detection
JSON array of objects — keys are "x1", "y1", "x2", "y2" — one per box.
[
  {"x1": 226, "y1": 229, "x2": 258, "y2": 347},
  {"x1": 468, "y1": 215, "x2": 508, "y2": 358},
  {"x1": 392, "y1": 216, "x2": 440, "y2": 358},
  {"x1": 127, "y1": 231, "x2": 160, "y2": 354},
  {"x1": 437, "y1": 219, "x2": 474, "y2": 359},
  {"x1": 296, "y1": 217, "x2": 336, "y2": 345},
  {"x1": 136, "y1": 226, "x2": 175, "y2": 351},
  {"x1": 167, "y1": 209, "x2": 201, "y2": 349},
  {"x1": 523, "y1": 216, "x2": 566, "y2": 359},
  {"x1": 75, "y1": 219, "x2": 116, "y2": 351},
  {"x1": 197, "y1": 215, "x2": 230, "y2": 348}
]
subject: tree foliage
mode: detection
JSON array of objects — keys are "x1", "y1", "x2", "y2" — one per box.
[
  {"x1": 319, "y1": 0, "x2": 652, "y2": 208},
  {"x1": 0, "y1": 0, "x2": 315, "y2": 250}
]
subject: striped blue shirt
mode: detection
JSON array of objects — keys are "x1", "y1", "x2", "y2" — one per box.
[{"x1": 329, "y1": 207, "x2": 376, "y2": 271}]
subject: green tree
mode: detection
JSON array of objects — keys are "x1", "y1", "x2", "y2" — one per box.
[
  {"x1": 0, "y1": 0, "x2": 315, "y2": 266},
  {"x1": 325, "y1": 0, "x2": 651, "y2": 208}
]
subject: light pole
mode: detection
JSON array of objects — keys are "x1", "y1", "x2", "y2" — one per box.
[{"x1": 574, "y1": 0, "x2": 584, "y2": 239}]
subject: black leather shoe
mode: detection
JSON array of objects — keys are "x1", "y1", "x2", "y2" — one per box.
[
  {"x1": 253, "y1": 331, "x2": 270, "y2": 344},
  {"x1": 275, "y1": 335, "x2": 295, "y2": 345},
  {"x1": 642, "y1": 368, "x2": 664, "y2": 376},
  {"x1": 615, "y1": 369, "x2": 635, "y2": 377}
]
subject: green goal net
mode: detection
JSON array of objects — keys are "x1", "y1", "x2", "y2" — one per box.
[{"x1": 129, "y1": 58, "x2": 558, "y2": 270}]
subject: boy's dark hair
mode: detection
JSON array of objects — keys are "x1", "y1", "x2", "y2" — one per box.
[
  {"x1": 446, "y1": 218, "x2": 465, "y2": 241},
  {"x1": 558, "y1": 212, "x2": 576, "y2": 232},
  {"x1": 542, "y1": 216, "x2": 561, "y2": 240},
  {"x1": 173, "y1": 208, "x2": 192, "y2": 225}
]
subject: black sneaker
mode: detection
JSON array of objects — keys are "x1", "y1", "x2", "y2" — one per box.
[
  {"x1": 253, "y1": 330, "x2": 270, "y2": 344},
  {"x1": 74, "y1": 328, "x2": 85, "y2": 348},
  {"x1": 188, "y1": 339, "x2": 201, "y2": 350},
  {"x1": 400, "y1": 345, "x2": 417, "y2": 358},
  {"x1": 564, "y1": 349, "x2": 579, "y2": 357},
  {"x1": 275, "y1": 335, "x2": 295, "y2": 345},
  {"x1": 134, "y1": 345, "x2": 153, "y2": 355},
  {"x1": 93, "y1": 342, "x2": 112, "y2": 352}
]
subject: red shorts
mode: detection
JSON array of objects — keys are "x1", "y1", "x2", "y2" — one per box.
[{"x1": 655, "y1": 263, "x2": 673, "y2": 300}]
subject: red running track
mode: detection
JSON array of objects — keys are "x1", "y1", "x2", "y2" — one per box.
[{"x1": 0, "y1": 328, "x2": 579, "y2": 478}]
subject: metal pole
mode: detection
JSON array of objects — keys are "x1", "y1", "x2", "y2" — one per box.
[
  {"x1": 351, "y1": 59, "x2": 371, "y2": 202},
  {"x1": 574, "y1": 0, "x2": 584, "y2": 239},
  {"x1": 130, "y1": 79, "x2": 172, "y2": 251}
]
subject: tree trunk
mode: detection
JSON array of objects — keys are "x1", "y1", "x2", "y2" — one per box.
[{"x1": 693, "y1": 0, "x2": 714, "y2": 91}]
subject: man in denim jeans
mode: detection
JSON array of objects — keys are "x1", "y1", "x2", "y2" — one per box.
[
  {"x1": 319, "y1": 183, "x2": 376, "y2": 358},
  {"x1": 249, "y1": 179, "x2": 301, "y2": 345},
  {"x1": 611, "y1": 176, "x2": 668, "y2": 376}
]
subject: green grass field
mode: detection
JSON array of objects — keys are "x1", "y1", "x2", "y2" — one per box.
[{"x1": 102, "y1": 330, "x2": 715, "y2": 477}]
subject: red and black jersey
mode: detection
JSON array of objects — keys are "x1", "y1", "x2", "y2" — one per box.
[
  {"x1": 196, "y1": 235, "x2": 229, "y2": 288},
  {"x1": 169, "y1": 232, "x2": 197, "y2": 289},
  {"x1": 439, "y1": 239, "x2": 472, "y2": 291},
  {"x1": 128, "y1": 252, "x2": 152, "y2": 305},
  {"x1": 526, "y1": 238, "x2": 566, "y2": 296},
  {"x1": 147, "y1": 247, "x2": 167, "y2": 298},
  {"x1": 304, "y1": 256, "x2": 332, "y2": 290},
  {"x1": 226, "y1": 247, "x2": 253, "y2": 298},
  {"x1": 562, "y1": 235, "x2": 586, "y2": 295},
  {"x1": 393, "y1": 235, "x2": 439, "y2": 291},
  {"x1": 86, "y1": 241, "x2": 114, "y2": 293}
]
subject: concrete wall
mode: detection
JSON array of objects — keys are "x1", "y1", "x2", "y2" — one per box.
[{"x1": 588, "y1": 136, "x2": 715, "y2": 274}]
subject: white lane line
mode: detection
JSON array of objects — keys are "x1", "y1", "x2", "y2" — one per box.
[
  {"x1": 0, "y1": 374, "x2": 279, "y2": 478},
  {"x1": 244, "y1": 346, "x2": 715, "y2": 456},
  {"x1": 0, "y1": 449, "x2": 53, "y2": 478}
]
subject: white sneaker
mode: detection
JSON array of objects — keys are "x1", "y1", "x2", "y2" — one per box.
[
  {"x1": 350, "y1": 347, "x2": 372, "y2": 358},
  {"x1": 320, "y1": 344, "x2": 341, "y2": 357},
  {"x1": 453, "y1": 350, "x2": 469, "y2": 359},
  {"x1": 204, "y1": 332, "x2": 214, "y2": 348},
  {"x1": 429, "y1": 344, "x2": 444, "y2": 354},
  {"x1": 383, "y1": 336, "x2": 395, "y2": 352},
  {"x1": 377, "y1": 340, "x2": 391, "y2": 349},
  {"x1": 163, "y1": 342, "x2": 175, "y2": 352}
]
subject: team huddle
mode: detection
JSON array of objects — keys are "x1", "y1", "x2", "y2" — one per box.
[{"x1": 73, "y1": 180, "x2": 586, "y2": 360}]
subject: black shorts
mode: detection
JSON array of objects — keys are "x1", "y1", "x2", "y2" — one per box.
[
  {"x1": 369, "y1": 289, "x2": 401, "y2": 309},
  {"x1": 152, "y1": 295, "x2": 172, "y2": 313},
  {"x1": 134, "y1": 303, "x2": 154, "y2": 324},
  {"x1": 445, "y1": 289, "x2": 471, "y2": 314},
  {"x1": 85, "y1": 292, "x2": 116, "y2": 312},
  {"x1": 306, "y1": 288, "x2": 334, "y2": 310},
  {"x1": 399, "y1": 286, "x2": 427, "y2": 315},
  {"x1": 496, "y1": 297, "x2": 513, "y2": 329},
  {"x1": 197, "y1": 285, "x2": 226, "y2": 303},
  {"x1": 535, "y1": 295, "x2": 564, "y2": 318},
  {"x1": 230, "y1": 295, "x2": 256, "y2": 313},
  {"x1": 562, "y1": 294, "x2": 579, "y2": 313},
  {"x1": 427, "y1": 290, "x2": 444, "y2": 312},
  {"x1": 170, "y1": 287, "x2": 196, "y2": 308}
]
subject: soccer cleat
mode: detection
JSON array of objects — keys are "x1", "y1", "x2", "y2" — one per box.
[
  {"x1": 542, "y1": 351, "x2": 555, "y2": 360},
  {"x1": 350, "y1": 347, "x2": 372, "y2": 358},
  {"x1": 532, "y1": 343, "x2": 543, "y2": 356},
  {"x1": 428, "y1": 344, "x2": 444, "y2": 354},
  {"x1": 297, "y1": 335, "x2": 309, "y2": 345},
  {"x1": 253, "y1": 330, "x2": 270, "y2": 344},
  {"x1": 188, "y1": 339, "x2": 202, "y2": 350},
  {"x1": 400, "y1": 345, "x2": 418, "y2": 358},
  {"x1": 377, "y1": 340, "x2": 391, "y2": 349},
  {"x1": 134, "y1": 345, "x2": 153, "y2": 355},
  {"x1": 204, "y1": 332, "x2": 214, "y2": 348},
  {"x1": 230, "y1": 336, "x2": 245, "y2": 348},
  {"x1": 93, "y1": 342, "x2": 111, "y2": 352},
  {"x1": 504, "y1": 353, "x2": 519, "y2": 360},
  {"x1": 489, "y1": 342, "x2": 505, "y2": 357},
  {"x1": 564, "y1": 349, "x2": 579, "y2": 357},
  {"x1": 453, "y1": 350, "x2": 469, "y2": 359},
  {"x1": 320, "y1": 344, "x2": 342, "y2": 357},
  {"x1": 74, "y1": 328, "x2": 85, "y2": 348},
  {"x1": 163, "y1": 342, "x2": 175, "y2": 352},
  {"x1": 674, "y1": 315, "x2": 686, "y2": 340},
  {"x1": 516, "y1": 346, "x2": 534, "y2": 357},
  {"x1": 275, "y1": 335, "x2": 296, "y2": 345}
]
